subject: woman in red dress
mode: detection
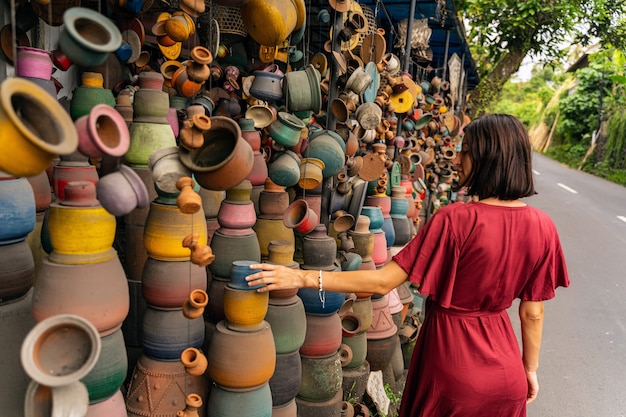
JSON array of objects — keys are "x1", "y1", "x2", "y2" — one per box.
[{"x1": 248, "y1": 114, "x2": 570, "y2": 416}]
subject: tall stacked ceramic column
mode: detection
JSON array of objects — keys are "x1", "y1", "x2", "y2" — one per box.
[
  {"x1": 0, "y1": 172, "x2": 37, "y2": 415},
  {"x1": 32, "y1": 181, "x2": 130, "y2": 408},
  {"x1": 296, "y1": 224, "x2": 344, "y2": 416}
]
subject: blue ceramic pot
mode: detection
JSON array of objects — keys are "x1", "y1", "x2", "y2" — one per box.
[
  {"x1": 297, "y1": 287, "x2": 345, "y2": 316},
  {"x1": 230, "y1": 259, "x2": 263, "y2": 290},
  {"x1": 360, "y1": 206, "x2": 384, "y2": 232},
  {"x1": 0, "y1": 175, "x2": 36, "y2": 244},
  {"x1": 141, "y1": 307, "x2": 205, "y2": 360}
]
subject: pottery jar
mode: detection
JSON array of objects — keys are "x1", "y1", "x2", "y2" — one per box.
[
  {"x1": 141, "y1": 306, "x2": 205, "y2": 360},
  {"x1": 296, "y1": 390, "x2": 343, "y2": 417},
  {"x1": 0, "y1": 240, "x2": 34, "y2": 302},
  {"x1": 0, "y1": 78, "x2": 78, "y2": 177},
  {"x1": 305, "y1": 130, "x2": 346, "y2": 178},
  {"x1": 177, "y1": 393, "x2": 204, "y2": 417},
  {"x1": 125, "y1": 354, "x2": 209, "y2": 417},
  {"x1": 133, "y1": 81, "x2": 170, "y2": 124},
  {"x1": 47, "y1": 182, "x2": 117, "y2": 264},
  {"x1": 148, "y1": 146, "x2": 192, "y2": 202},
  {"x1": 264, "y1": 297, "x2": 306, "y2": 353},
  {"x1": 186, "y1": 46, "x2": 213, "y2": 83},
  {"x1": 208, "y1": 230, "x2": 261, "y2": 277},
  {"x1": 85, "y1": 389, "x2": 126, "y2": 417},
  {"x1": 268, "y1": 150, "x2": 301, "y2": 187},
  {"x1": 97, "y1": 164, "x2": 149, "y2": 217},
  {"x1": 207, "y1": 320, "x2": 276, "y2": 390},
  {"x1": 239, "y1": 117, "x2": 261, "y2": 151},
  {"x1": 297, "y1": 285, "x2": 346, "y2": 316},
  {"x1": 299, "y1": 312, "x2": 342, "y2": 357},
  {"x1": 250, "y1": 69, "x2": 284, "y2": 102},
  {"x1": 282, "y1": 199, "x2": 318, "y2": 235},
  {"x1": 258, "y1": 178, "x2": 289, "y2": 217},
  {"x1": 269, "y1": 350, "x2": 302, "y2": 406},
  {"x1": 206, "y1": 382, "x2": 272, "y2": 417},
  {"x1": 269, "y1": 112, "x2": 306, "y2": 148},
  {"x1": 298, "y1": 352, "x2": 343, "y2": 402},
  {"x1": 217, "y1": 199, "x2": 257, "y2": 235},
  {"x1": 15, "y1": 46, "x2": 53, "y2": 79},
  {"x1": 302, "y1": 224, "x2": 337, "y2": 267},
  {"x1": 24, "y1": 380, "x2": 90, "y2": 417},
  {"x1": 181, "y1": 347, "x2": 208, "y2": 376},
  {"x1": 59, "y1": 7, "x2": 122, "y2": 68},
  {"x1": 0, "y1": 174, "x2": 36, "y2": 244},
  {"x1": 27, "y1": 170, "x2": 52, "y2": 214},
  {"x1": 144, "y1": 200, "x2": 207, "y2": 261},
  {"x1": 142, "y1": 257, "x2": 207, "y2": 308},
  {"x1": 126, "y1": 121, "x2": 177, "y2": 168},
  {"x1": 254, "y1": 217, "x2": 295, "y2": 259},
  {"x1": 223, "y1": 285, "x2": 269, "y2": 331},
  {"x1": 392, "y1": 215, "x2": 412, "y2": 246},
  {"x1": 182, "y1": 288, "x2": 209, "y2": 319},
  {"x1": 21, "y1": 314, "x2": 101, "y2": 387},
  {"x1": 354, "y1": 102, "x2": 382, "y2": 130},
  {"x1": 172, "y1": 65, "x2": 203, "y2": 98},
  {"x1": 341, "y1": 330, "x2": 367, "y2": 369},
  {"x1": 283, "y1": 65, "x2": 322, "y2": 114},
  {"x1": 75, "y1": 104, "x2": 130, "y2": 158},
  {"x1": 178, "y1": 116, "x2": 254, "y2": 191},
  {"x1": 229, "y1": 259, "x2": 265, "y2": 290},
  {"x1": 81, "y1": 328, "x2": 127, "y2": 404}
]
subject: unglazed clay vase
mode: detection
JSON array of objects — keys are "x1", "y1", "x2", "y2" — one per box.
[
  {"x1": 125, "y1": 354, "x2": 209, "y2": 417},
  {"x1": 181, "y1": 347, "x2": 208, "y2": 376},
  {"x1": 269, "y1": 350, "x2": 302, "y2": 406},
  {"x1": 207, "y1": 320, "x2": 276, "y2": 390},
  {"x1": 299, "y1": 313, "x2": 342, "y2": 357},
  {"x1": 298, "y1": 352, "x2": 343, "y2": 402},
  {"x1": 33, "y1": 257, "x2": 130, "y2": 336},
  {"x1": 207, "y1": 382, "x2": 272, "y2": 417},
  {"x1": 0, "y1": 77, "x2": 78, "y2": 177},
  {"x1": 254, "y1": 217, "x2": 295, "y2": 259},
  {"x1": 15, "y1": 46, "x2": 53, "y2": 79},
  {"x1": 283, "y1": 199, "x2": 318, "y2": 235},
  {"x1": 182, "y1": 289, "x2": 209, "y2": 319},
  {"x1": 142, "y1": 257, "x2": 208, "y2": 308},
  {"x1": 21, "y1": 314, "x2": 101, "y2": 387},
  {"x1": 0, "y1": 174, "x2": 36, "y2": 244},
  {"x1": 141, "y1": 306, "x2": 205, "y2": 360},
  {"x1": 305, "y1": 129, "x2": 346, "y2": 178},
  {"x1": 81, "y1": 328, "x2": 127, "y2": 404}
]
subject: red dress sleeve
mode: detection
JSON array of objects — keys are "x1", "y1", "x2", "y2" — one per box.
[{"x1": 392, "y1": 210, "x2": 459, "y2": 307}]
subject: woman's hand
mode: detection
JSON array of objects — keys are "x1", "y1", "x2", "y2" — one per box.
[
  {"x1": 246, "y1": 263, "x2": 314, "y2": 292},
  {"x1": 525, "y1": 370, "x2": 539, "y2": 404}
]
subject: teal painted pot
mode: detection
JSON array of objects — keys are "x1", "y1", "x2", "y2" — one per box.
[
  {"x1": 283, "y1": 64, "x2": 322, "y2": 114},
  {"x1": 70, "y1": 85, "x2": 116, "y2": 121},
  {"x1": 268, "y1": 150, "x2": 301, "y2": 187},
  {"x1": 264, "y1": 298, "x2": 307, "y2": 354},
  {"x1": 125, "y1": 122, "x2": 176, "y2": 168},
  {"x1": 305, "y1": 130, "x2": 345, "y2": 177},
  {"x1": 207, "y1": 382, "x2": 272, "y2": 417},
  {"x1": 81, "y1": 328, "x2": 127, "y2": 404},
  {"x1": 59, "y1": 7, "x2": 122, "y2": 68},
  {"x1": 269, "y1": 112, "x2": 305, "y2": 147},
  {"x1": 0, "y1": 174, "x2": 36, "y2": 244},
  {"x1": 360, "y1": 206, "x2": 384, "y2": 231}
]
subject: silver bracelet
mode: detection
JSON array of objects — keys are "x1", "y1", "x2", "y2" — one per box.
[{"x1": 318, "y1": 270, "x2": 325, "y2": 308}]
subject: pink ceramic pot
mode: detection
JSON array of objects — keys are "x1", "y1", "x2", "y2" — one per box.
[
  {"x1": 16, "y1": 46, "x2": 53, "y2": 80},
  {"x1": 75, "y1": 104, "x2": 130, "y2": 158}
]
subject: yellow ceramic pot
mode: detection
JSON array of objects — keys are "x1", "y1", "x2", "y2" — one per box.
[
  {"x1": 241, "y1": 0, "x2": 297, "y2": 46},
  {"x1": 223, "y1": 285, "x2": 269, "y2": 332},
  {"x1": 253, "y1": 217, "x2": 295, "y2": 258},
  {"x1": 0, "y1": 78, "x2": 77, "y2": 177},
  {"x1": 144, "y1": 201, "x2": 207, "y2": 261}
]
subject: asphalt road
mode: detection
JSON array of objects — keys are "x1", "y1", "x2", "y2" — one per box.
[{"x1": 507, "y1": 153, "x2": 626, "y2": 417}]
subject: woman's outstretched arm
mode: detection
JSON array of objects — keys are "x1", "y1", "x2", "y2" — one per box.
[{"x1": 247, "y1": 260, "x2": 409, "y2": 296}]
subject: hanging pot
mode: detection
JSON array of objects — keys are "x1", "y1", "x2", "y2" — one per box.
[
  {"x1": 0, "y1": 78, "x2": 78, "y2": 177},
  {"x1": 283, "y1": 65, "x2": 322, "y2": 114},
  {"x1": 250, "y1": 69, "x2": 284, "y2": 102},
  {"x1": 268, "y1": 150, "x2": 301, "y2": 187},
  {"x1": 305, "y1": 130, "x2": 346, "y2": 178},
  {"x1": 282, "y1": 199, "x2": 318, "y2": 235},
  {"x1": 15, "y1": 46, "x2": 53, "y2": 79},
  {"x1": 240, "y1": 0, "x2": 298, "y2": 47},
  {"x1": 269, "y1": 112, "x2": 306, "y2": 147},
  {"x1": 75, "y1": 104, "x2": 129, "y2": 158},
  {"x1": 24, "y1": 380, "x2": 89, "y2": 417},
  {"x1": 97, "y1": 164, "x2": 149, "y2": 217}
]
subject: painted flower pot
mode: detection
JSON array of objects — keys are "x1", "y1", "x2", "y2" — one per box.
[
  {"x1": 217, "y1": 200, "x2": 257, "y2": 234},
  {"x1": 141, "y1": 306, "x2": 205, "y2": 360},
  {"x1": 299, "y1": 312, "x2": 342, "y2": 357},
  {"x1": 59, "y1": 7, "x2": 122, "y2": 68},
  {"x1": 230, "y1": 259, "x2": 265, "y2": 290},
  {"x1": 69, "y1": 72, "x2": 116, "y2": 121},
  {"x1": 21, "y1": 314, "x2": 101, "y2": 387},
  {"x1": 301, "y1": 224, "x2": 337, "y2": 268},
  {"x1": 208, "y1": 230, "x2": 261, "y2": 277},
  {"x1": 75, "y1": 104, "x2": 129, "y2": 158},
  {"x1": 15, "y1": 46, "x2": 53, "y2": 79},
  {"x1": 178, "y1": 116, "x2": 254, "y2": 191},
  {"x1": 133, "y1": 87, "x2": 170, "y2": 124},
  {"x1": 283, "y1": 199, "x2": 318, "y2": 235},
  {"x1": 269, "y1": 112, "x2": 306, "y2": 147},
  {"x1": 298, "y1": 286, "x2": 346, "y2": 316},
  {"x1": 0, "y1": 174, "x2": 36, "y2": 244},
  {"x1": 81, "y1": 328, "x2": 127, "y2": 404},
  {"x1": 360, "y1": 206, "x2": 384, "y2": 231},
  {"x1": 0, "y1": 78, "x2": 78, "y2": 177},
  {"x1": 223, "y1": 284, "x2": 269, "y2": 331}
]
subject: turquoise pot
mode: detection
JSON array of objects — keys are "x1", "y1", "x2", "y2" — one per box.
[
  {"x1": 304, "y1": 130, "x2": 345, "y2": 178},
  {"x1": 269, "y1": 112, "x2": 305, "y2": 147},
  {"x1": 81, "y1": 328, "x2": 127, "y2": 404},
  {"x1": 0, "y1": 175, "x2": 36, "y2": 244},
  {"x1": 360, "y1": 206, "x2": 384, "y2": 231},
  {"x1": 268, "y1": 150, "x2": 301, "y2": 187},
  {"x1": 207, "y1": 382, "x2": 272, "y2": 417}
]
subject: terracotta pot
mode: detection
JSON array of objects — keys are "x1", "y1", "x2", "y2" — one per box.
[
  {"x1": 33, "y1": 257, "x2": 130, "y2": 336},
  {"x1": 207, "y1": 382, "x2": 272, "y2": 417},
  {"x1": 299, "y1": 313, "x2": 342, "y2": 357},
  {"x1": 172, "y1": 65, "x2": 203, "y2": 98},
  {"x1": 258, "y1": 179, "x2": 289, "y2": 217},
  {"x1": 370, "y1": 230, "x2": 387, "y2": 267},
  {"x1": 125, "y1": 354, "x2": 209, "y2": 417},
  {"x1": 264, "y1": 298, "x2": 307, "y2": 353},
  {"x1": 81, "y1": 328, "x2": 127, "y2": 404},
  {"x1": 217, "y1": 199, "x2": 257, "y2": 234},
  {"x1": 27, "y1": 170, "x2": 52, "y2": 213},
  {"x1": 341, "y1": 361, "x2": 370, "y2": 404},
  {"x1": 298, "y1": 352, "x2": 343, "y2": 402},
  {"x1": 86, "y1": 389, "x2": 126, "y2": 417},
  {"x1": 351, "y1": 297, "x2": 373, "y2": 330},
  {"x1": 181, "y1": 347, "x2": 208, "y2": 376},
  {"x1": 133, "y1": 88, "x2": 170, "y2": 125},
  {"x1": 366, "y1": 334, "x2": 399, "y2": 372},
  {"x1": 141, "y1": 306, "x2": 205, "y2": 360},
  {"x1": 223, "y1": 285, "x2": 269, "y2": 331},
  {"x1": 182, "y1": 289, "x2": 209, "y2": 319},
  {"x1": 21, "y1": 314, "x2": 101, "y2": 387},
  {"x1": 283, "y1": 199, "x2": 318, "y2": 235},
  {"x1": 0, "y1": 174, "x2": 36, "y2": 244},
  {"x1": 144, "y1": 201, "x2": 207, "y2": 261},
  {"x1": 24, "y1": 380, "x2": 89, "y2": 417},
  {"x1": 142, "y1": 257, "x2": 207, "y2": 308},
  {"x1": 269, "y1": 351, "x2": 302, "y2": 406},
  {"x1": 75, "y1": 104, "x2": 129, "y2": 158},
  {"x1": 179, "y1": 116, "x2": 254, "y2": 191},
  {"x1": 0, "y1": 78, "x2": 78, "y2": 177},
  {"x1": 208, "y1": 230, "x2": 261, "y2": 277},
  {"x1": 207, "y1": 320, "x2": 276, "y2": 390}
]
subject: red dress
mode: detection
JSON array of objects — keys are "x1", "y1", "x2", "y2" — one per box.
[{"x1": 392, "y1": 202, "x2": 570, "y2": 417}]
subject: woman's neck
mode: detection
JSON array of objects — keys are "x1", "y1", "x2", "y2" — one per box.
[{"x1": 479, "y1": 197, "x2": 527, "y2": 207}]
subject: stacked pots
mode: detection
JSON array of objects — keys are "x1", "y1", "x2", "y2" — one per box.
[
  {"x1": 365, "y1": 191, "x2": 394, "y2": 263},
  {"x1": 32, "y1": 181, "x2": 130, "y2": 406},
  {"x1": 390, "y1": 186, "x2": 412, "y2": 246},
  {"x1": 254, "y1": 178, "x2": 295, "y2": 259},
  {"x1": 360, "y1": 206, "x2": 387, "y2": 269},
  {"x1": 239, "y1": 117, "x2": 268, "y2": 193}
]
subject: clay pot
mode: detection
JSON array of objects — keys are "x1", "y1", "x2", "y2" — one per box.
[
  {"x1": 258, "y1": 179, "x2": 289, "y2": 217},
  {"x1": 177, "y1": 393, "x2": 203, "y2": 417},
  {"x1": 141, "y1": 306, "x2": 205, "y2": 360},
  {"x1": 0, "y1": 174, "x2": 36, "y2": 244},
  {"x1": 81, "y1": 328, "x2": 127, "y2": 404},
  {"x1": 24, "y1": 380, "x2": 89, "y2": 417},
  {"x1": 296, "y1": 390, "x2": 343, "y2": 417},
  {"x1": 0, "y1": 78, "x2": 78, "y2": 177},
  {"x1": 269, "y1": 112, "x2": 306, "y2": 147},
  {"x1": 230, "y1": 259, "x2": 264, "y2": 290},
  {"x1": 269, "y1": 150, "x2": 301, "y2": 187},
  {"x1": 15, "y1": 46, "x2": 52, "y2": 79},
  {"x1": 269, "y1": 350, "x2": 302, "y2": 406},
  {"x1": 298, "y1": 352, "x2": 343, "y2": 402},
  {"x1": 342, "y1": 330, "x2": 367, "y2": 368},
  {"x1": 33, "y1": 257, "x2": 130, "y2": 336},
  {"x1": 179, "y1": 116, "x2": 254, "y2": 191},
  {"x1": 305, "y1": 130, "x2": 346, "y2": 178},
  {"x1": 21, "y1": 314, "x2": 101, "y2": 387},
  {"x1": 254, "y1": 217, "x2": 295, "y2": 258},
  {"x1": 182, "y1": 289, "x2": 209, "y2": 319},
  {"x1": 27, "y1": 170, "x2": 52, "y2": 213},
  {"x1": 75, "y1": 104, "x2": 129, "y2": 158},
  {"x1": 241, "y1": 0, "x2": 298, "y2": 46},
  {"x1": 302, "y1": 224, "x2": 337, "y2": 268},
  {"x1": 148, "y1": 146, "x2": 192, "y2": 202},
  {"x1": 341, "y1": 361, "x2": 370, "y2": 404},
  {"x1": 85, "y1": 389, "x2": 126, "y2": 417},
  {"x1": 272, "y1": 398, "x2": 297, "y2": 417},
  {"x1": 59, "y1": 7, "x2": 122, "y2": 67},
  {"x1": 300, "y1": 312, "x2": 342, "y2": 357},
  {"x1": 264, "y1": 298, "x2": 307, "y2": 353},
  {"x1": 223, "y1": 285, "x2": 269, "y2": 331},
  {"x1": 141, "y1": 257, "x2": 208, "y2": 309},
  {"x1": 208, "y1": 230, "x2": 261, "y2": 277},
  {"x1": 125, "y1": 354, "x2": 209, "y2": 417},
  {"x1": 186, "y1": 46, "x2": 213, "y2": 83},
  {"x1": 250, "y1": 69, "x2": 284, "y2": 102},
  {"x1": 0, "y1": 240, "x2": 34, "y2": 301},
  {"x1": 217, "y1": 199, "x2": 257, "y2": 234},
  {"x1": 181, "y1": 347, "x2": 208, "y2": 376},
  {"x1": 207, "y1": 320, "x2": 276, "y2": 390},
  {"x1": 97, "y1": 164, "x2": 149, "y2": 217},
  {"x1": 283, "y1": 199, "x2": 318, "y2": 235},
  {"x1": 126, "y1": 122, "x2": 177, "y2": 168},
  {"x1": 175, "y1": 176, "x2": 202, "y2": 214},
  {"x1": 206, "y1": 382, "x2": 272, "y2": 417},
  {"x1": 298, "y1": 157, "x2": 325, "y2": 190},
  {"x1": 283, "y1": 65, "x2": 322, "y2": 114}
]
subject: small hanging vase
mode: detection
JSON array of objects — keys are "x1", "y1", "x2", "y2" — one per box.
[
  {"x1": 250, "y1": 67, "x2": 284, "y2": 102},
  {"x1": 176, "y1": 177, "x2": 203, "y2": 214},
  {"x1": 182, "y1": 289, "x2": 209, "y2": 319},
  {"x1": 186, "y1": 46, "x2": 213, "y2": 83},
  {"x1": 283, "y1": 199, "x2": 318, "y2": 235},
  {"x1": 177, "y1": 393, "x2": 203, "y2": 417},
  {"x1": 180, "y1": 349, "x2": 208, "y2": 377},
  {"x1": 179, "y1": 113, "x2": 211, "y2": 150},
  {"x1": 75, "y1": 104, "x2": 130, "y2": 158},
  {"x1": 182, "y1": 233, "x2": 216, "y2": 267}
]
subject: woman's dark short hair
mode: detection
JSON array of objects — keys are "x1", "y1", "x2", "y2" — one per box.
[{"x1": 461, "y1": 114, "x2": 536, "y2": 200}]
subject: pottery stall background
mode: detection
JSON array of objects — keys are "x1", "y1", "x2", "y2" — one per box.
[{"x1": 0, "y1": 0, "x2": 471, "y2": 415}]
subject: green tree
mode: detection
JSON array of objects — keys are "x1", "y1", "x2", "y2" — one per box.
[{"x1": 456, "y1": 0, "x2": 626, "y2": 117}]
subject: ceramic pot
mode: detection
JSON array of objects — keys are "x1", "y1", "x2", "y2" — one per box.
[
  {"x1": 15, "y1": 46, "x2": 52, "y2": 79},
  {"x1": 126, "y1": 121, "x2": 177, "y2": 168},
  {"x1": 302, "y1": 224, "x2": 337, "y2": 268},
  {"x1": 217, "y1": 199, "x2": 257, "y2": 234},
  {"x1": 283, "y1": 199, "x2": 318, "y2": 235},
  {"x1": 295, "y1": 390, "x2": 343, "y2": 417},
  {"x1": 269, "y1": 351, "x2": 302, "y2": 406},
  {"x1": 144, "y1": 201, "x2": 207, "y2": 261},
  {"x1": 86, "y1": 389, "x2": 126, "y2": 417},
  {"x1": 298, "y1": 158, "x2": 325, "y2": 190},
  {"x1": 148, "y1": 146, "x2": 192, "y2": 202},
  {"x1": 272, "y1": 398, "x2": 297, "y2": 417},
  {"x1": 351, "y1": 296, "x2": 373, "y2": 330},
  {"x1": 240, "y1": 0, "x2": 298, "y2": 46},
  {"x1": 283, "y1": 65, "x2": 322, "y2": 114},
  {"x1": 97, "y1": 164, "x2": 149, "y2": 216},
  {"x1": 181, "y1": 347, "x2": 208, "y2": 376},
  {"x1": 205, "y1": 277, "x2": 228, "y2": 324},
  {"x1": 223, "y1": 285, "x2": 269, "y2": 331},
  {"x1": 250, "y1": 69, "x2": 284, "y2": 102},
  {"x1": 142, "y1": 306, "x2": 205, "y2": 360},
  {"x1": 172, "y1": 65, "x2": 203, "y2": 98},
  {"x1": 81, "y1": 328, "x2": 127, "y2": 404},
  {"x1": 208, "y1": 230, "x2": 261, "y2": 277},
  {"x1": 179, "y1": 116, "x2": 254, "y2": 191},
  {"x1": 342, "y1": 330, "x2": 367, "y2": 369},
  {"x1": 264, "y1": 297, "x2": 306, "y2": 353},
  {"x1": 254, "y1": 217, "x2": 295, "y2": 259},
  {"x1": 268, "y1": 150, "x2": 301, "y2": 187},
  {"x1": 341, "y1": 361, "x2": 370, "y2": 404},
  {"x1": 392, "y1": 216, "x2": 412, "y2": 246},
  {"x1": 367, "y1": 294, "x2": 397, "y2": 340},
  {"x1": 133, "y1": 86, "x2": 170, "y2": 124},
  {"x1": 125, "y1": 354, "x2": 209, "y2": 417},
  {"x1": 297, "y1": 285, "x2": 346, "y2": 316},
  {"x1": 230, "y1": 259, "x2": 265, "y2": 290},
  {"x1": 142, "y1": 257, "x2": 207, "y2": 308},
  {"x1": 47, "y1": 182, "x2": 117, "y2": 264},
  {"x1": 345, "y1": 67, "x2": 373, "y2": 95},
  {"x1": 354, "y1": 102, "x2": 382, "y2": 130},
  {"x1": 27, "y1": 170, "x2": 52, "y2": 213},
  {"x1": 245, "y1": 103, "x2": 276, "y2": 129},
  {"x1": 75, "y1": 104, "x2": 129, "y2": 158},
  {"x1": 59, "y1": 7, "x2": 122, "y2": 67},
  {"x1": 258, "y1": 179, "x2": 289, "y2": 217},
  {"x1": 0, "y1": 78, "x2": 78, "y2": 177},
  {"x1": 207, "y1": 382, "x2": 272, "y2": 417},
  {"x1": 33, "y1": 257, "x2": 130, "y2": 336},
  {"x1": 366, "y1": 334, "x2": 399, "y2": 372},
  {"x1": 298, "y1": 352, "x2": 343, "y2": 402},
  {"x1": 360, "y1": 206, "x2": 384, "y2": 231},
  {"x1": 24, "y1": 380, "x2": 89, "y2": 417},
  {"x1": 69, "y1": 73, "x2": 116, "y2": 121},
  {"x1": 0, "y1": 174, "x2": 36, "y2": 244},
  {"x1": 269, "y1": 112, "x2": 306, "y2": 147},
  {"x1": 182, "y1": 289, "x2": 209, "y2": 319},
  {"x1": 21, "y1": 314, "x2": 101, "y2": 387},
  {"x1": 186, "y1": 46, "x2": 213, "y2": 83},
  {"x1": 305, "y1": 130, "x2": 346, "y2": 177},
  {"x1": 0, "y1": 240, "x2": 34, "y2": 301},
  {"x1": 51, "y1": 162, "x2": 99, "y2": 203},
  {"x1": 207, "y1": 320, "x2": 276, "y2": 390},
  {"x1": 300, "y1": 312, "x2": 342, "y2": 357}
]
